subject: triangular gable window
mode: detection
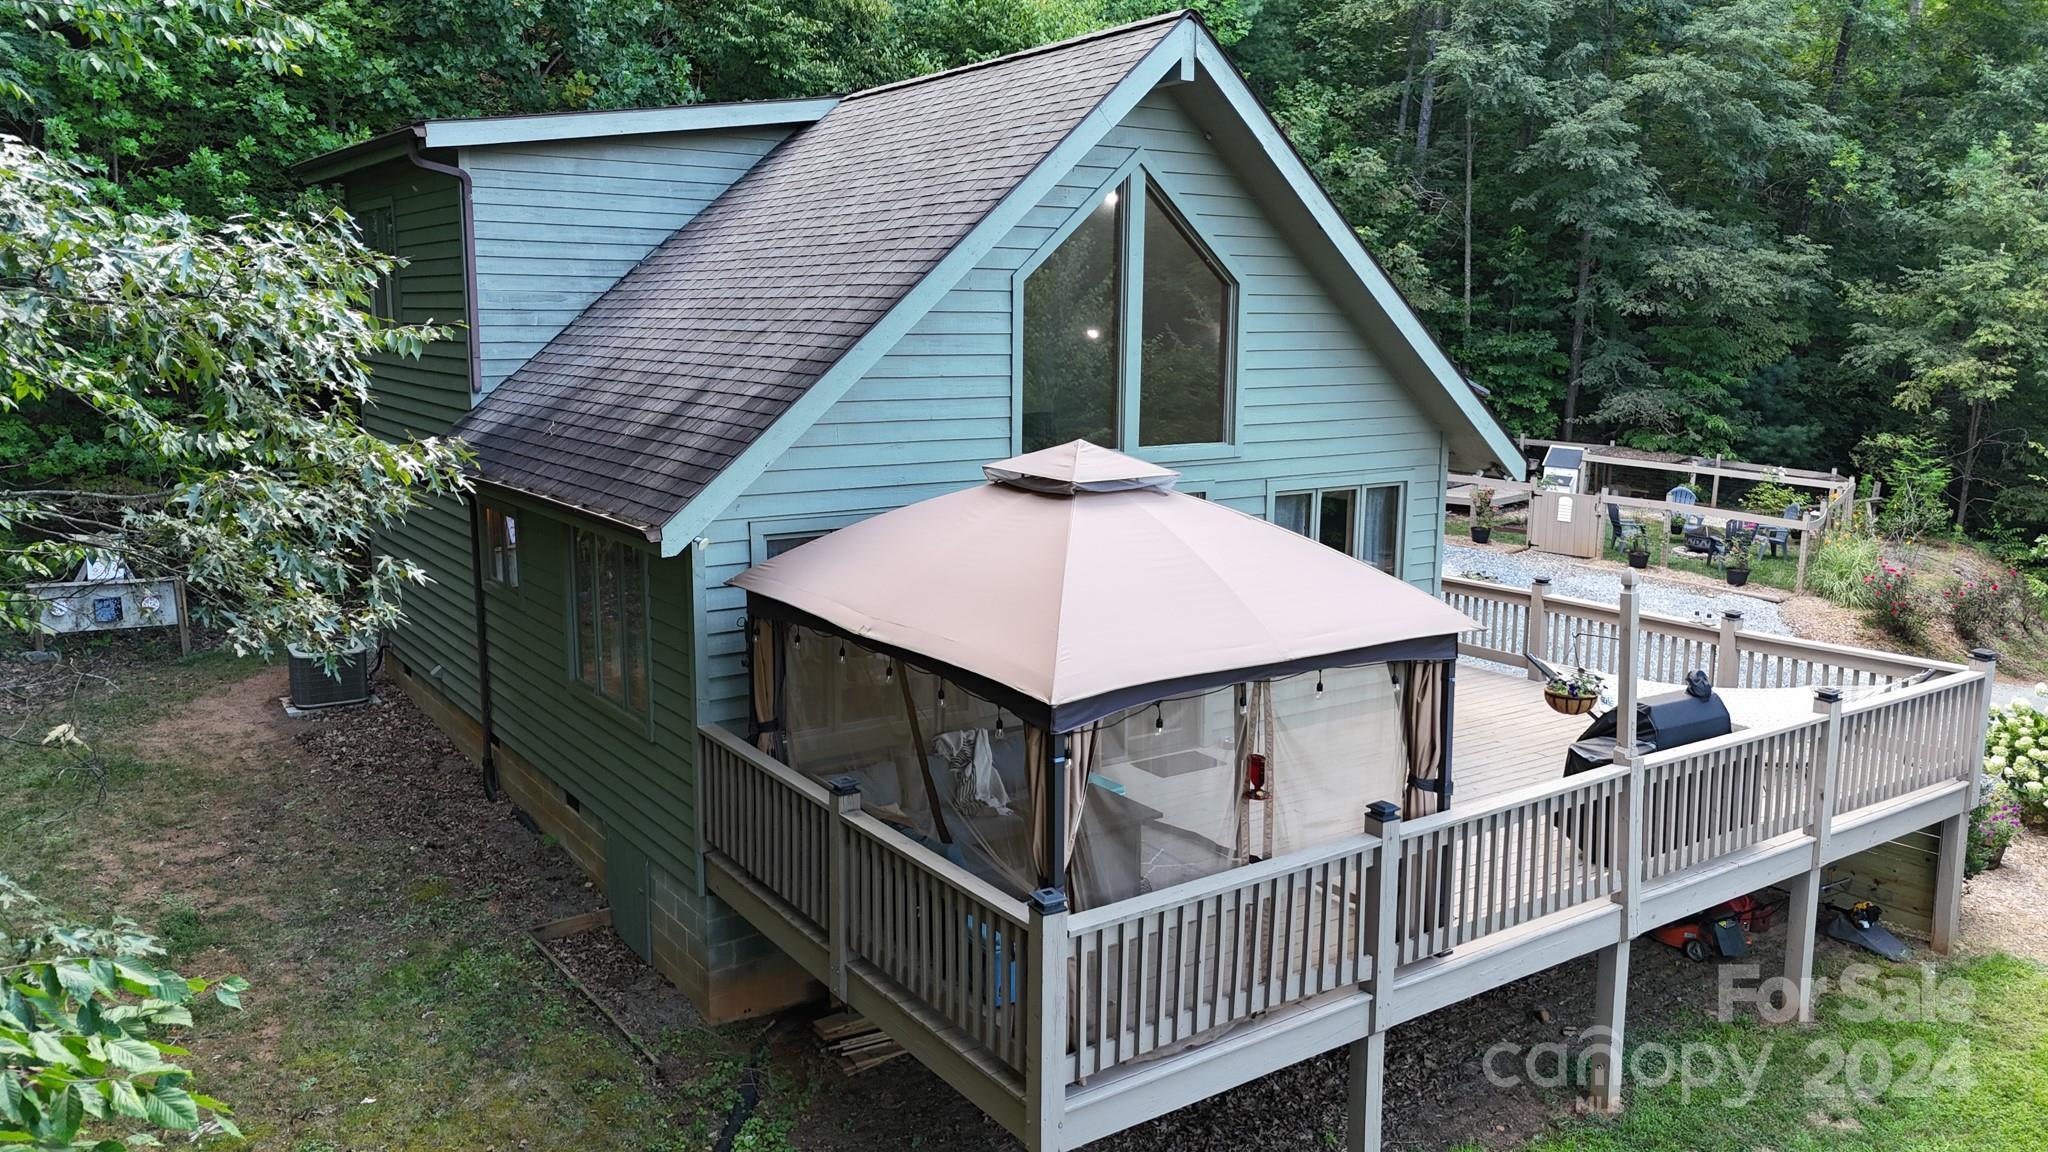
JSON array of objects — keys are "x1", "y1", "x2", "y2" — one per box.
[{"x1": 1021, "y1": 174, "x2": 1235, "y2": 453}]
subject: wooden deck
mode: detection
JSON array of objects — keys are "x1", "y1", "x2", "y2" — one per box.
[{"x1": 1452, "y1": 662, "x2": 1587, "y2": 803}]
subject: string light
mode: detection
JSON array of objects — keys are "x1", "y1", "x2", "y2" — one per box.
[
  {"x1": 838, "y1": 644, "x2": 846, "y2": 663},
  {"x1": 1154, "y1": 703, "x2": 1165, "y2": 732},
  {"x1": 1315, "y1": 671, "x2": 1324, "y2": 697},
  {"x1": 884, "y1": 662, "x2": 894, "y2": 682}
]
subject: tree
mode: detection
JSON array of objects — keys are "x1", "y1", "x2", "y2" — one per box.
[
  {"x1": 0, "y1": 140, "x2": 472, "y2": 658},
  {"x1": 1846, "y1": 128, "x2": 2048, "y2": 527},
  {"x1": 0, "y1": 875, "x2": 248, "y2": 1149}
]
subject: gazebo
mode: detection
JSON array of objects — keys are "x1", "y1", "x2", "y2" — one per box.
[{"x1": 733, "y1": 441, "x2": 1478, "y2": 910}]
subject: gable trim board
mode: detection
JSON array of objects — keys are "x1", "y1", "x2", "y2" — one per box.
[
  {"x1": 650, "y1": 18, "x2": 1204, "y2": 555},
  {"x1": 640, "y1": 16, "x2": 1514, "y2": 555}
]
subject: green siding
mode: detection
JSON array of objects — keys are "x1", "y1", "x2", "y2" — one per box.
[
  {"x1": 464, "y1": 129, "x2": 796, "y2": 392},
  {"x1": 344, "y1": 160, "x2": 481, "y2": 719},
  {"x1": 697, "y1": 87, "x2": 1448, "y2": 727},
  {"x1": 484, "y1": 497, "x2": 701, "y2": 889}
]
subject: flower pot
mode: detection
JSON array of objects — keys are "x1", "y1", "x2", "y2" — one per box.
[
  {"x1": 1988, "y1": 843, "x2": 2008, "y2": 870},
  {"x1": 1470, "y1": 526, "x2": 1492, "y2": 544},
  {"x1": 1543, "y1": 689, "x2": 1597, "y2": 716},
  {"x1": 1627, "y1": 551, "x2": 1649, "y2": 570},
  {"x1": 1727, "y1": 567, "x2": 1751, "y2": 587}
]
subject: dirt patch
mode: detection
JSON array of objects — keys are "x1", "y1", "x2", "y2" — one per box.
[{"x1": 1958, "y1": 827, "x2": 2048, "y2": 966}]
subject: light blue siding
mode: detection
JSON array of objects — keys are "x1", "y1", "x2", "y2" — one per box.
[
  {"x1": 464, "y1": 128, "x2": 797, "y2": 391},
  {"x1": 696, "y1": 88, "x2": 1448, "y2": 726}
]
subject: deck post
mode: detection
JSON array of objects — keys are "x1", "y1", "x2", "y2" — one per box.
[
  {"x1": 1024, "y1": 887, "x2": 1068, "y2": 1152},
  {"x1": 1931, "y1": 649, "x2": 1996, "y2": 954},
  {"x1": 1615, "y1": 570, "x2": 1641, "y2": 752},
  {"x1": 1525, "y1": 577, "x2": 1551, "y2": 679},
  {"x1": 1588, "y1": 939, "x2": 1631, "y2": 1112},
  {"x1": 1714, "y1": 610, "x2": 1743, "y2": 688},
  {"x1": 825, "y1": 776, "x2": 861, "y2": 1002},
  {"x1": 1783, "y1": 688, "x2": 1843, "y2": 1023},
  {"x1": 1348, "y1": 800, "x2": 1402, "y2": 1152},
  {"x1": 1794, "y1": 517, "x2": 1812, "y2": 593}
]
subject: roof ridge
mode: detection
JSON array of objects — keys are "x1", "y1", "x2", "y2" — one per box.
[{"x1": 843, "y1": 9, "x2": 1188, "y2": 102}]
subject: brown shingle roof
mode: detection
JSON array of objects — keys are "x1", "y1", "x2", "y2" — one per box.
[{"x1": 454, "y1": 14, "x2": 1183, "y2": 532}]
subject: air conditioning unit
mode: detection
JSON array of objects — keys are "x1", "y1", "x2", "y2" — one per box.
[{"x1": 287, "y1": 640, "x2": 373, "y2": 709}]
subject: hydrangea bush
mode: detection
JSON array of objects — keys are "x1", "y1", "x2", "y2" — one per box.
[{"x1": 1985, "y1": 690, "x2": 2048, "y2": 825}]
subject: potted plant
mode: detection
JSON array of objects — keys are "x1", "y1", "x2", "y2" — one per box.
[
  {"x1": 1543, "y1": 665, "x2": 1603, "y2": 715},
  {"x1": 1625, "y1": 515, "x2": 1653, "y2": 569},
  {"x1": 1470, "y1": 487, "x2": 1496, "y2": 544},
  {"x1": 1725, "y1": 535, "x2": 1753, "y2": 587}
]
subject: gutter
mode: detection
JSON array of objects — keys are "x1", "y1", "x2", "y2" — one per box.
[
  {"x1": 403, "y1": 141, "x2": 484, "y2": 396},
  {"x1": 466, "y1": 493, "x2": 500, "y2": 800}
]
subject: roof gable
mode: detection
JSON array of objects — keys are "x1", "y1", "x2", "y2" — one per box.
[{"x1": 455, "y1": 14, "x2": 1189, "y2": 534}]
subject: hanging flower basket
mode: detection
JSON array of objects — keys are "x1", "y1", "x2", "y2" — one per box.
[
  {"x1": 1543, "y1": 688, "x2": 1598, "y2": 715},
  {"x1": 1543, "y1": 666, "x2": 1603, "y2": 715}
]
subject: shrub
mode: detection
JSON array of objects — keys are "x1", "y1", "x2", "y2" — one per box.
[
  {"x1": 1471, "y1": 487, "x2": 1496, "y2": 530},
  {"x1": 1809, "y1": 532, "x2": 1880, "y2": 608},
  {"x1": 1986, "y1": 693, "x2": 2048, "y2": 824},
  {"x1": 1966, "y1": 781, "x2": 2024, "y2": 875},
  {"x1": 1947, "y1": 570, "x2": 2039, "y2": 648},
  {"x1": 1865, "y1": 562, "x2": 1921, "y2": 641},
  {"x1": 1740, "y1": 480, "x2": 1803, "y2": 517},
  {"x1": 1856, "y1": 431, "x2": 1954, "y2": 540}
]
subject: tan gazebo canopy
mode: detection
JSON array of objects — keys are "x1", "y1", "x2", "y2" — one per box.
[{"x1": 733, "y1": 441, "x2": 1477, "y2": 731}]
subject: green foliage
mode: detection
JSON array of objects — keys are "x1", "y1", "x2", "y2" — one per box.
[
  {"x1": 1985, "y1": 693, "x2": 2048, "y2": 824},
  {"x1": 0, "y1": 875, "x2": 245, "y2": 1150},
  {"x1": 1807, "y1": 530, "x2": 1880, "y2": 609},
  {"x1": 1857, "y1": 431, "x2": 1955, "y2": 541},
  {"x1": 1866, "y1": 560, "x2": 1920, "y2": 642},
  {"x1": 1945, "y1": 567, "x2": 2040, "y2": 650},
  {"x1": 1966, "y1": 780, "x2": 2023, "y2": 874},
  {"x1": 1469, "y1": 486, "x2": 1495, "y2": 529},
  {"x1": 0, "y1": 140, "x2": 472, "y2": 659},
  {"x1": 1739, "y1": 480, "x2": 1802, "y2": 517}
]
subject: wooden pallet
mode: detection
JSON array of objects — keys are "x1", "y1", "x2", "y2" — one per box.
[{"x1": 813, "y1": 1011, "x2": 907, "y2": 1074}]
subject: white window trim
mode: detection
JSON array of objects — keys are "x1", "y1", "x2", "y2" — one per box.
[
  {"x1": 1009, "y1": 152, "x2": 1245, "y2": 462},
  {"x1": 1266, "y1": 478, "x2": 1408, "y2": 579}
]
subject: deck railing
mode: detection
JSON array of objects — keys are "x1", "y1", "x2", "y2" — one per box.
[
  {"x1": 1637, "y1": 720, "x2": 1820, "y2": 881},
  {"x1": 699, "y1": 644, "x2": 1988, "y2": 1151},
  {"x1": 843, "y1": 810, "x2": 1032, "y2": 1075},
  {"x1": 1063, "y1": 834, "x2": 1380, "y2": 1082},
  {"x1": 702, "y1": 726, "x2": 831, "y2": 930},
  {"x1": 1833, "y1": 673, "x2": 1986, "y2": 816},
  {"x1": 1392, "y1": 765, "x2": 1628, "y2": 963},
  {"x1": 1443, "y1": 575, "x2": 1961, "y2": 689}
]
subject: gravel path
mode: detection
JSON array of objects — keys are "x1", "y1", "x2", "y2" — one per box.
[{"x1": 1446, "y1": 543, "x2": 1793, "y2": 637}]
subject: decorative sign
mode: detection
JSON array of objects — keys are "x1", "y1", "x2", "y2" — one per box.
[{"x1": 1556, "y1": 496, "x2": 1574, "y2": 523}]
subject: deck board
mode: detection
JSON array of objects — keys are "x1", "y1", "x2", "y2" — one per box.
[{"x1": 1450, "y1": 662, "x2": 1590, "y2": 804}]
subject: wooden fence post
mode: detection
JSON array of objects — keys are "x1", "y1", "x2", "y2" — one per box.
[
  {"x1": 1526, "y1": 577, "x2": 1552, "y2": 679},
  {"x1": 1024, "y1": 887, "x2": 1069, "y2": 1152},
  {"x1": 825, "y1": 776, "x2": 861, "y2": 1002},
  {"x1": 1350, "y1": 800, "x2": 1403, "y2": 1152},
  {"x1": 1715, "y1": 610, "x2": 1743, "y2": 688},
  {"x1": 1794, "y1": 516, "x2": 1812, "y2": 594}
]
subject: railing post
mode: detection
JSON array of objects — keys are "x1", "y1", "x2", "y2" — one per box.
[
  {"x1": 1614, "y1": 569, "x2": 1641, "y2": 754},
  {"x1": 1934, "y1": 649, "x2": 1999, "y2": 954},
  {"x1": 1024, "y1": 887, "x2": 1068, "y2": 1152},
  {"x1": 1782, "y1": 688, "x2": 1842, "y2": 1024},
  {"x1": 1350, "y1": 800, "x2": 1402, "y2": 1152},
  {"x1": 1715, "y1": 610, "x2": 1744, "y2": 688},
  {"x1": 825, "y1": 776, "x2": 861, "y2": 1003},
  {"x1": 1525, "y1": 577, "x2": 1552, "y2": 680}
]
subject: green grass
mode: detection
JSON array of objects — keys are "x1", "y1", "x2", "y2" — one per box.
[
  {"x1": 1596, "y1": 523, "x2": 1803, "y2": 591},
  {"x1": 0, "y1": 642, "x2": 762, "y2": 1151},
  {"x1": 1447, "y1": 513, "x2": 1530, "y2": 547},
  {"x1": 1523, "y1": 952, "x2": 2048, "y2": 1151}
]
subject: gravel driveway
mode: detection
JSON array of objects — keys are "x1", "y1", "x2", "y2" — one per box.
[{"x1": 1446, "y1": 542, "x2": 1792, "y2": 636}]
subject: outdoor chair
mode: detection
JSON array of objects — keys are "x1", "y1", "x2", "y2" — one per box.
[
  {"x1": 1666, "y1": 486, "x2": 1704, "y2": 531},
  {"x1": 1762, "y1": 505, "x2": 1801, "y2": 558},
  {"x1": 1605, "y1": 502, "x2": 1633, "y2": 555}
]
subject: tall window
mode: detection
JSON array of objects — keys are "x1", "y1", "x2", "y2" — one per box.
[
  {"x1": 571, "y1": 529, "x2": 648, "y2": 716},
  {"x1": 484, "y1": 505, "x2": 519, "y2": 587},
  {"x1": 1021, "y1": 175, "x2": 1234, "y2": 453},
  {"x1": 359, "y1": 203, "x2": 398, "y2": 320},
  {"x1": 1275, "y1": 484, "x2": 1403, "y2": 575}
]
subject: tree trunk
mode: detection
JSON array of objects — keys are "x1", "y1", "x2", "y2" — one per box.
[
  {"x1": 1563, "y1": 228, "x2": 1595, "y2": 439},
  {"x1": 1396, "y1": 6, "x2": 1427, "y2": 138},
  {"x1": 1957, "y1": 398, "x2": 1984, "y2": 528},
  {"x1": 1794, "y1": 0, "x2": 1860, "y2": 234},
  {"x1": 1463, "y1": 106, "x2": 1475, "y2": 336},
  {"x1": 1414, "y1": 17, "x2": 1440, "y2": 180}
]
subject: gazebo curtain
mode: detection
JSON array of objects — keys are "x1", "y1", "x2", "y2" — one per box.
[{"x1": 1401, "y1": 661, "x2": 1446, "y2": 818}]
